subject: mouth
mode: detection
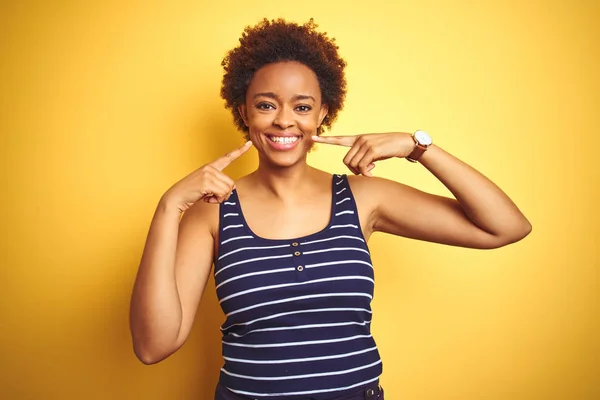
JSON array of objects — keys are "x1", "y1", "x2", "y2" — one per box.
[{"x1": 265, "y1": 134, "x2": 302, "y2": 150}]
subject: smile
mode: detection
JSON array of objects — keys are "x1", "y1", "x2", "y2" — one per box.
[
  {"x1": 265, "y1": 134, "x2": 302, "y2": 150},
  {"x1": 267, "y1": 135, "x2": 300, "y2": 144}
]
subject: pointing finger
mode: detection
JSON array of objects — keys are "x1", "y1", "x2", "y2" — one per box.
[
  {"x1": 312, "y1": 135, "x2": 357, "y2": 148},
  {"x1": 210, "y1": 141, "x2": 253, "y2": 171}
]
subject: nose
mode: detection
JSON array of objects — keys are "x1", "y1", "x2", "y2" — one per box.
[{"x1": 273, "y1": 106, "x2": 294, "y2": 129}]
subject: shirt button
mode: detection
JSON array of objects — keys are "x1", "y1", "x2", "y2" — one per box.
[
  {"x1": 294, "y1": 251, "x2": 301, "y2": 256},
  {"x1": 297, "y1": 265, "x2": 304, "y2": 272},
  {"x1": 366, "y1": 388, "x2": 375, "y2": 398},
  {"x1": 291, "y1": 242, "x2": 299, "y2": 247}
]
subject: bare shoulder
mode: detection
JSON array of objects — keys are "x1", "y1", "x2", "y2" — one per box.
[
  {"x1": 180, "y1": 198, "x2": 220, "y2": 238},
  {"x1": 346, "y1": 174, "x2": 407, "y2": 204},
  {"x1": 347, "y1": 174, "x2": 418, "y2": 201},
  {"x1": 346, "y1": 174, "x2": 399, "y2": 238}
]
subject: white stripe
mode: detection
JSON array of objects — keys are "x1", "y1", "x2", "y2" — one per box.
[
  {"x1": 216, "y1": 267, "x2": 296, "y2": 290},
  {"x1": 218, "y1": 244, "x2": 290, "y2": 260},
  {"x1": 336, "y1": 197, "x2": 351, "y2": 205},
  {"x1": 303, "y1": 247, "x2": 370, "y2": 256},
  {"x1": 305, "y1": 259, "x2": 373, "y2": 270},
  {"x1": 222, "y1": 224, "x2": 244, "y2": 231},
  {"x1": 335, "y1": 210, "x2": 355, "y2": 216},
  {"x1": 220, "y1": 235, "x2": 253, "y2": 245},
  {"x1": 226, "y1": 292, "x2": 372, "y2": 317},
  {"x1": 335, "y1": 174, "x2": 342, "y2": 178},
  {"x1": 223, "y1": 334, "x2": 373, "y2": 348},
  {"x1": 223, "y1": 213, "x2": 239, "y2": 217},
  {"x1": 221, "y1": 360, "x2": 381, "y2": 381},
  {"x1": 300, "y1": 235, "x2": 364, "y2": 246},
  {"x1": 223, "y1": 202, "x2": 236, "y2": 205},
  {"x1": 228, "y1": 320, "x2": 372, "y2": 337},
  {"x1": 336, "y1": 187, "x2": 347, "y2": 195},
  {"x1": 221, "y1": 307, "x2": 372, "y2": 331},
  {"x1": 215, "y1": 254, "x2": 293, "y2": 277},
  {"x1": 226, "y1": 376, "x2": 380, "y2": 397},
  {"x1": 220, "y1": 276, "x2": 374, "y2": 303},
  {"x1": 336, "y1": 179, "x2": 343, "y2": 185},
  {"x1": 330, "y1": 224, "x2": 358, "y2": 229},
  {"x1": 224, "y1": 345, "x2": 377, "y2": 364}
]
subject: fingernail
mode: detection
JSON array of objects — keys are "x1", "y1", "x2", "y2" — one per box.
[
  {"x1": 246, "y1": 140, "x2": 252, "y2": 146},
  {"x1": 311, "y1": 136, "x2": 319, "y2": 140}
]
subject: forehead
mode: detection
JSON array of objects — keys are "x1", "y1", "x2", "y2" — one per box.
[{"x1": 247, "y1": 61, "x2": 322, "y2": 101}]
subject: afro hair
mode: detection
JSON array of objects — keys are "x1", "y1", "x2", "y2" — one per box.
[{"x1": 220, "y1": 18, "x2": 347, "y2": 138}]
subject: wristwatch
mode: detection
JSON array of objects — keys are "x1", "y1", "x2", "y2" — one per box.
[{"x1": 406, "y1": 130, "x2": 432, "y2": 163}]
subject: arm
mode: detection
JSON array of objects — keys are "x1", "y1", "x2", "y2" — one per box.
[
  {"x1": 129, "y1": 199, "x2": 216, "y2": 364},
  {"x1": 314, "y1": 133, "x2": 531, "y2": 249},
  {"x1": 129, "y1": 141, "x2": 251, "y2": 364},
  {"x1": 371, "y1": 144, "x2": 531, "y2": 248}
]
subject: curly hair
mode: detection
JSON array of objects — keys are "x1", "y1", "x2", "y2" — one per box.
[{"x1": 220, "y1": 18, "x2": 347, "y2": 138}]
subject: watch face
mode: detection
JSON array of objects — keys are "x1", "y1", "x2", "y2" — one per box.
[{"x1": 414, "y1": 130, "x2": 432, "y2": 146}]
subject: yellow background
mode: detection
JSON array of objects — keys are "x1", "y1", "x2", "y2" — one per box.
[{"x1": 1, "y1": 0, "x2": 598, "y2": 399}]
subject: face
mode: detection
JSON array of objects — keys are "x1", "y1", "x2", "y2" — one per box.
[{"x1": 238, "y1": 61, "x2": 328, "y2": 168}]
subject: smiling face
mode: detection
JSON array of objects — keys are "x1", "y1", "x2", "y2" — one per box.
[{"x1": 238, "y1": 61, "x2": 328, "y2": 168}]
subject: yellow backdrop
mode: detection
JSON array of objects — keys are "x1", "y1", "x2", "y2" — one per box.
[{"x1": 1, "y1": 0, "x2": 598, "y2": 399}]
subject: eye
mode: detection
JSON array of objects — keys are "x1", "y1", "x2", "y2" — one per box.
[
  {"x1": 295, "y1": 105, "x2": 312, "y2": 112},
  {"x1": 257, "y1": 102, "x2": 275, "y2": 110}
]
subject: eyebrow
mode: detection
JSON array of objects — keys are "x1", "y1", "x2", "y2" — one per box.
[{"x1": 253, "y1": 92, "x2": 316, "y2": 102}]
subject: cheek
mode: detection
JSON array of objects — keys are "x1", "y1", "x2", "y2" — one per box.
[
  {"x1": 247, "y1": 111, "x2": 272, "y2": 131},
  {"x1": 298, "y1": 115, "x2": 320, "y2": 132}
]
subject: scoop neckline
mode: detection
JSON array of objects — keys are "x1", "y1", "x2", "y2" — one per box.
[{"x1": 232, "y1": 174, "x2": 339, "y2": 243}]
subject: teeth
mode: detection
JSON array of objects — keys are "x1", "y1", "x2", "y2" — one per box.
[{"x1": 270, "y1": 136, "x2": 299, "y2": 144}]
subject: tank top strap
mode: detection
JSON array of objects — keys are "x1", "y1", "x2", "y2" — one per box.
[
  {"x1": 217, "y1": 190, "x2": 254, "y2": 247},
  {"x1": 330, "y1": 173, "x2": 362, "y2": 231}
]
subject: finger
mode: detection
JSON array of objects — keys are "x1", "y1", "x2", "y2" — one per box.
[
  {"x1": 343, "y1": 144, "x2": 363, "y2": 175},
  {"x1": 342, "y1": 142, "x2": 362, "y2": 166},
  {"x1": 207, "y1": 177, "x2": 233, "y2": 198},
  {"x1": 357, "y1": 149, "x2": 376, "y2": 177},
  {"x1": 312, "y1": 135, "x2": 357, "y2": 148},
  {"x1": 210, "y1": 141, "x2": 253, "y2": 171},
  {"x1": 211, "y1": 169, "x2": 236, "y2": 189},
  {"x1": 348, "y1": 144, "x2": 370, "y2": 175},
  {"x1": 198, "y1": 178, "x2": 230, "y2": 205},
  {"x1": 213, "y1": 190, "x2": 234, "y2": 204},
  {"x1": 204, "y1": 190, "x2": 230, "y2": 204}
]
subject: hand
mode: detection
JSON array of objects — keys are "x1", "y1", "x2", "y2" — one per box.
[
  {"x1": 312, "y1": 132, "x2": 415, "y2": 177},
  {"x1": 162, "y1": 141, "x2": 253, "y2": 213}
]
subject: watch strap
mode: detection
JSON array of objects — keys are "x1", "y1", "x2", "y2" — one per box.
[
  {"x1": 406, "y1": 144, "x2": 427, "y2": 162},
  {"x1": 406, "y1": 132, "x2": 428, "y2": 162}
]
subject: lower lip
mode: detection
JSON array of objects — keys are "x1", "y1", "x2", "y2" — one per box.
[{"x1": 266, "y1": 136, "x2": 301, "y2": 151}]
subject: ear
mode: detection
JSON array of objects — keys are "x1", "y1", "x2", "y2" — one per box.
[
  {"x1": 318, "y1": 104, "x2": 329, "y2": 127},
  {"x1": 238, "y1": 104, "x2": 249, "y2": 126}
]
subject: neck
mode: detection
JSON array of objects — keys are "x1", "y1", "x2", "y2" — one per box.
[{"x1": 252, "y1": 157, "x2": 315, "y2": 199}]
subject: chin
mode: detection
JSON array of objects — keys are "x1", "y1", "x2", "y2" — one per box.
[{"x1": 259, "y1": 151, "x2": 306, "y2": 169}]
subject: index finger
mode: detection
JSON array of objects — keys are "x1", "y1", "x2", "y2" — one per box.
[
  {"x1": 312, "y1": 135, "x2": 357, "y2": 147},
  {"x1": 210, "y1": 140, "x2": 253, "y2": 171}
]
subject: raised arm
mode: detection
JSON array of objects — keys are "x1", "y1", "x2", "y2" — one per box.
[
  {"x1": 129, "y1": 141, "x2": 252, "y2": 364},
  {"x1": 313, "y1": 133, "x2": 531, "y2": 249}
]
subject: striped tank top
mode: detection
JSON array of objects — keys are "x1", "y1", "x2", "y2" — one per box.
[{"x1": 214, "y1": 174, "x2": 382, "y2": 399}]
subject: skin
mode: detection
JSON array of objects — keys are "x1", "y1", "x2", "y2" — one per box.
[{"x1": 129, "y1": 60, "x2": 532, "y2": 365}]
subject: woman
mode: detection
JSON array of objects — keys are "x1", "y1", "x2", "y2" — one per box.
[{"x1": 130, "y1": 19, "x2": 531, "y2": 400}]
